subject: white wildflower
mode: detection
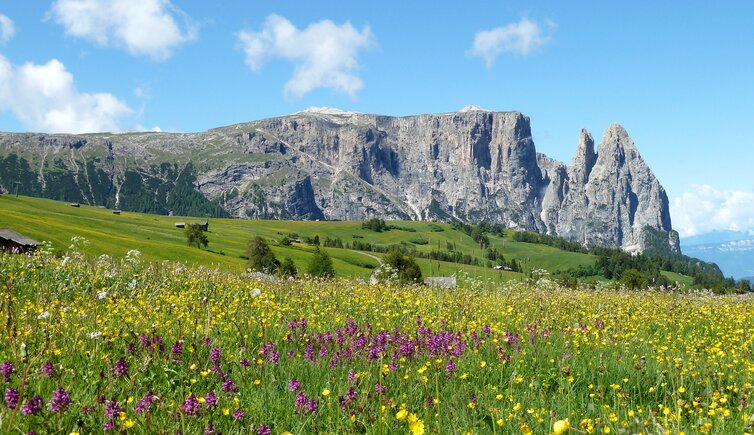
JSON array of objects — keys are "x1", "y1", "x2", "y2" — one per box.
[
  {"x1": 251, "y1": 288, "x2": 262, "y2": 298},
  {"x1": 89, "y1": 331, "x2": 102, "y2": 339}
]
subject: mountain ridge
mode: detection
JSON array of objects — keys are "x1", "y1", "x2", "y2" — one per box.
[{"x1": 0, "y1": 108, "x2": 680, "y2": 254}]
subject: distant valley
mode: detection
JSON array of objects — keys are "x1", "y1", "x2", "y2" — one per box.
[{"x1": 682, "y1": 231, "x2": 754, "y2": 279}]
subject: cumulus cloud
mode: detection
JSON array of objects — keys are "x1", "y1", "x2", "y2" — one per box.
[
  {"x1": 0, "y1": 14, "x2": 14, "y2": 44},
  {"x1": 0, "y1": 54, "x2": 132, "y2": 133},
  {"x1": 672, "y1": 184, "x2": 754, "y2": 237},
  {"x1": 468, "y1": 18, "x2": 553, "y2": 67},
  {"x1": 50, "y1": 0, "x2": 196, "y2": 60},
  {"x1": 237, "y1": 14, "x2": 374, "y2": 97}
]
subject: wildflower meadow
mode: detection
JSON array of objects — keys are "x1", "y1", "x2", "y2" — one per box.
[{"x1": 1, "y1": 247, "x2": 754, "y2": 434}]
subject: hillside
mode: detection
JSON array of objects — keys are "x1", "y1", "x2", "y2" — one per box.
[
  {"x1": 0, "y1": 195, "x2": 601, "y2": 283},
  {"x1": 0, "y1": 108, "x2": 679, "y2": 253}
]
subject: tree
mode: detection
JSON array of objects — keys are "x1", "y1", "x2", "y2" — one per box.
[
  {"x1": 382, "y1": 250, "x2": 423, "y2": 284},
  {"x1": 307, "y1": 247, "x2": 335, "y2": 278},
  {"x1": 619, "y1": 268, "x2": 648, "y2": 289},
  {"x1": 279, "y1": 257, "x2": 297, "y2": 278},
  {"x1": 247, "y1": 236, "x2": 280, "y2": 273},
  {"x1": 185, "y1": 224, "x2": 208, "y2": 249}
]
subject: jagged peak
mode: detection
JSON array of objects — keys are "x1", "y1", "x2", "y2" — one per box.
[
  {"x1": 597, "y1": 123, "x2": 639, "y2": 157},
  {"x1": 577, "y1": 128, "x2": 595, "y2": 155},
  {"x1": 570, "y1": 128, "x2": 596, "y2": 183}
]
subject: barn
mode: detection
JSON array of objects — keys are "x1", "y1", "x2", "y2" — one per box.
[{"x1": 0, "y1": 229, "x2": 41, "y2": 254}]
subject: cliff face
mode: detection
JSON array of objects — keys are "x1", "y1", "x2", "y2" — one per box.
[{"x1": 0, "y1": 107, "x2": 680, "y2": 253}]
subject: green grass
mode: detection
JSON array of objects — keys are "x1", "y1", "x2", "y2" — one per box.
[
  {"x1": 0, "y1": 195, "x2": 597, "y2": 282},
  {"x1": 661, "y1": 270, "x2": 695, "y2": 287}
]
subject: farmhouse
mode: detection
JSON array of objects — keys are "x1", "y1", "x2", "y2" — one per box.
[
  {"x1": 175, "y1": 222, "x2": 186, "y2": 229},
  {"x1": 0, "y1": 229, "x2": 41, "y2": 254}
]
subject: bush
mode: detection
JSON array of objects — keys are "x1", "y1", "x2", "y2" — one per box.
[
  {"x1": 185, "y1": 224, "x2": 209, "y2": 249},
  {"x1": 279, "y1": 257, "x2": 297, "y2": 278},
  {"x1": 619, "y1": 268, "x2": 648, "y2": 289},
  {"x1": 307, "y1": 247, "x2": 335, "y2": 278},
  {"x1": 382, "y1": 250, "x2": 423, "y2": 284},
  {"x1": 247, "y1": 236, "x2": 280, "y2": 273},
  {"x1": 362, "y1": 218, "x2": 389, "y2": 232}
]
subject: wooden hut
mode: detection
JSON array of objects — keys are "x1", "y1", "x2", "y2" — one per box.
[
  {"x1": 113, "y1": 210, "x2": 121, "y2": 215},
  {"x1": 0, "y1": 229, "x2": 41, "y2": 254}
]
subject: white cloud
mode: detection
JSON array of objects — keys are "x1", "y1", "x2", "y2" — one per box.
[
  {"x1": 0, "y1": 54, "x2": 132, "y2": 133},
  {"x1": 50, "y1": 0, "x2": 196, "y2": 60},
  {"x1": 468, "y1": 18, "x2": 552, "y2": 67},
  {"x1": 672, "y1": 184, "x2": 754, "y2": 237},
  {"x1": 237, "y1": 14, "x2": 374, "y2": 97},
  {"x1": 0, "y1": 14, "x2": 15, "y2": 44}
]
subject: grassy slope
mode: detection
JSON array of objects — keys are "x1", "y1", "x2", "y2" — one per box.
[{"x1": 0, "y1": 195, "x2": 594, "y2": 282}]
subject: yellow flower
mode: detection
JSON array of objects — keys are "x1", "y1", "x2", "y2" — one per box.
[
  {"x1": 124, "y1": 419, "x2": 135, "y2": 429},
  {"x1": 222, "y1": 408, "x2": 230, "y2": 416},
  {"x1": 553, "y1": 418, "x2": 570, "y2": 435},
  {"x1": 520, "y1": 423, "x2": 533, "y2": 434},
  {"x1": 408, "y1": 415, "x2": 424, "y2": 435},
  {"x1": 119, "y1": 411, "x2": 127, "y2": 421},
  {"x1": 396, "y1": 409, "x2": 408, "y2": 421},
  {"x1": 322, "y1": 388, "x2": 330, "y2": 396}
]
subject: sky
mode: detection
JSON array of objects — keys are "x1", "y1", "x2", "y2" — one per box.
[{"x1": 1, "y1": 1, "x2": 753, "y2": 240}]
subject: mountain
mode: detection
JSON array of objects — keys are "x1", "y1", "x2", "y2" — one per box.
[{"x1": 0, "y1": 107, "x2": 680, "y2": 253}]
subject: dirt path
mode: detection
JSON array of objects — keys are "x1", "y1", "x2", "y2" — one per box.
[{"x1": 356, "y1": 251, "x2": 383, "y2": 265}]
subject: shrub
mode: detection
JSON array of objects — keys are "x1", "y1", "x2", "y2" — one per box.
[
  {"x1": 307, "y1": 247, "x2": 335, "y2": 278},
  {"x1": 247, "y1": 236, "x2": 280, "y2": 273},
  {"x1": 185, "y1": 224, "x2": 209, "y2": 249},
  {"x1": 279, "y1": 257, "x2": 297, "y2": 278},
  {"x1": 382, "y1": 250, "x2": 423, "y2": 284},
  {"x1": 619, "y1": 268, "x2": 648, "y2": 289}
]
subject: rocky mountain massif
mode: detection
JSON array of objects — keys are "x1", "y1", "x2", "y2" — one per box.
[{"x1": 0, "y1": 107, "x2": 680, "y2": 253}]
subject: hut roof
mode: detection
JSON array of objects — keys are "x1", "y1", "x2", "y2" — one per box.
[{"x1": 0, "y1": 229, "x2": 41, "y2": 246}]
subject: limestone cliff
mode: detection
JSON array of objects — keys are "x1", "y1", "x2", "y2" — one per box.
[{"x1": 0, "y1": 107, "x2": 680, "y2": 253}]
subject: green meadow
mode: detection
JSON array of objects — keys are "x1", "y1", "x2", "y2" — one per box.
[{"x1": 0, "y1": 195, "x2": 602, "y2": 284}]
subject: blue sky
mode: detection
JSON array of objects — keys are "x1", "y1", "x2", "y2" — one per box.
[{"x1": 1, "y1": 1, "x2": 753, "y2": 239}]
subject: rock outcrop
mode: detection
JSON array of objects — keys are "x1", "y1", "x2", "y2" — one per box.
[{"x1": 0, "y1": 107, "x2": 681, "y2": 253}]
